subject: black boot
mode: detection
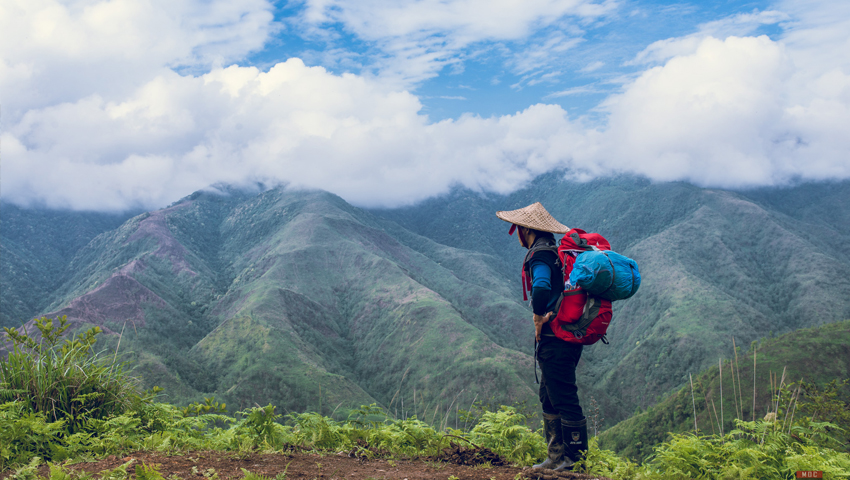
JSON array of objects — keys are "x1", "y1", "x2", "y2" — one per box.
[
  {"x1": 532, "y1": 413, "x2": 564, "y2": 469},
  {"x1": 555, "y1": 417, "x2": 588, "y2": 471}
]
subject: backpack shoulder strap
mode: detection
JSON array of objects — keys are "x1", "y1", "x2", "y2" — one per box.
[
  {"x1": 521, "y1": 237, "x2": 561, "y2": 301},
  {"x1": 523, "y1": 237, "x2": 560, "y2": 269}
]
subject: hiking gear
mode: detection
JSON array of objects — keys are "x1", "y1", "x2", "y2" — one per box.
[
  {"x1": 521, "y1": 236, "x2": 562, "y2": 306},
  {"x1": 553, "y1": 457, "x2": 575, "y2": 471},
  {"x1": 562, "y1": 417, "x2": 588, "y2": 466},
  {"x1": 544, "y1": 227, "x2": 643, "y2": 344},
  {"x1": 559, "y1": 228, "x2": 640, "y2": 300},
  {"x1": 538, "y1": 339, "x2": 583, "y2": 421},
  {"x1": 533, "y1": 413, "x2": 564, "y2": 469},
  {"x1": 569, "y1": 250, "x2": 641, "y2": 301},
  {"x1": 551, "y1": 290, "x2": 612, "y2": 345},
  {"x1": 497, "y1": 202, "x2": 569, "y2": 234}
]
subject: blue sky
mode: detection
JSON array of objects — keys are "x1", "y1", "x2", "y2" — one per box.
[
  {"x1": 247, "y1": 0, "x2": 781, "y2": 121},
  {"x1": 1, "y1": 0, "x2": 848, "y2": 211}
]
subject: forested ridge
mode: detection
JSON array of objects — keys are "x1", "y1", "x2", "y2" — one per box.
[{"x1": 2, "y1": 176, "x2": 849, "y2": 429}]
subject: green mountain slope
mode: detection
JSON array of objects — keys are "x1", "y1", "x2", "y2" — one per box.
[
  {"x1": 3, "y1": 177, "x2": 849, "y2": 427},
  {"x1": 4, "y1": 187, "x2": 537, "y2": 417},
  {"x1": 0, "y1": 204, "x2": 135, "y2": 327},
  {"x1": 372, "y1": 176, "x2": 850, "y2": 423},
  {"x1": 598, "y1": 319, "x2": 850, "y2": 460}
]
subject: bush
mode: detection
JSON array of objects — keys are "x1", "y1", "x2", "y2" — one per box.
[
  {"x1": 468, "y1": 406, "x2": 546, "y2": 465},
  {"x1": 641, "y1": 419, "x2": 850, "y2": 479},
  {"x1": 1, "y1": 316, "x2": 141, "y2": 433}
]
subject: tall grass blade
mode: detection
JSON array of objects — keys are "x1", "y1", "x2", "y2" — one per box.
[
  {"x1": 709, "y1": 397, "x2": 720, "y2": 437},
  {"x1": 719, "y1": 358, "x2": 724, "y2": 435},
  {"x1": 689, "y1": 373, "x2": 698, "y2": 432},
  {"x1": 733, "y1": 337, "x2": 744, "y2": 419},
  {"x1": 752, "y1": 347, "x2": 757, "y2": 422},
  {"x1": 731, "y1": 360, "x2": 740, "y2": 420}
]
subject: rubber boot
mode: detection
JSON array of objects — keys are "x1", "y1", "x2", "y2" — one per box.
[
  {"x1": 532, "y1": 413, "x2": 564, "y2": 469},
  {"x1": 555, "y1": 417, "x2": 588, "y2": 471}
]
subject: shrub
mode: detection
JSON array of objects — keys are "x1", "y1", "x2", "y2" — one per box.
[
  {"x1": 1, "y1": 316, "x2": 141, "y2": 433},
  {"x1": 468, "y1": 406, "x2": 546, "y2": 465}
]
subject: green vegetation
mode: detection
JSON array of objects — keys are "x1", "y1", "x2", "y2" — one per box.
[
  {"x1": 1, "y1": 316, "x2": 141, "y2": 432},
  {"x1": 375, "y1": 176, "x2": 850, "y2": 426},
  {"x1": 0, "y1": 321, "x2": 543, "y2": 471},
  {"x1": 4, "y1": 319, "x2": 850, "y2": 480},
  {"x1": 0, "y1": 204, "x2": 135, "y2": 328},
  {"x1": 599, "y1": 320, "x2": 850, "y2": 461},
  {"x1": 3, "y1": 177, "x2": 850, "y2": 431}
]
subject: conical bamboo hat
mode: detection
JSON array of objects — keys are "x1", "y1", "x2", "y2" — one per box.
[{"x1": 496, "y1": 202, "x2": 568, "y2": 234}]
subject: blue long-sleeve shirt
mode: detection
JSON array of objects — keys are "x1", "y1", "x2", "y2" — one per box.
[{"x1": 529, "y1": 252, "x2": 561, "y2": 316}]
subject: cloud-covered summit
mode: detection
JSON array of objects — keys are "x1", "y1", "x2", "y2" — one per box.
[{"x1": 1, "y1": 0, "x2": 848, "y2": 211}]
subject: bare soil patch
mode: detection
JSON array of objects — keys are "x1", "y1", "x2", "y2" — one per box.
[{"x1": 4, "y1": 448, "x2": 610, "y2": 480}]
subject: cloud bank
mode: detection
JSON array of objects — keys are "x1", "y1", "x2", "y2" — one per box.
[{"x1": 1, "y1": 0, "x2": 849, "y2": 211}]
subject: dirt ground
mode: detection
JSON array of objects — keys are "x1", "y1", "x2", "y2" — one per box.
[{"x1": 4, "y1": 447, "x2": 611, "y2": 480}]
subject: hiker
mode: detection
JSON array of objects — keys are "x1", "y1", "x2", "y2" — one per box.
[{"x1": 496, "y1": 202, "x2": 588, "y2": 471}]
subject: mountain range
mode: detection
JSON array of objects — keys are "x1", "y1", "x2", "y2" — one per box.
[{"x1": 2, "y1": 176, "x2": 849, "y2": 426}]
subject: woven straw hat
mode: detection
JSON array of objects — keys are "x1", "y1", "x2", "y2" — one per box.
[{"x1": 496, "y1": 202, "x2": 568, "y2": 234}]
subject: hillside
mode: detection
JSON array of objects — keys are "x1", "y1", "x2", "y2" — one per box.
[
  {"x1": 372, "y1": 176, "x2": 850, "y2": 423},
  {"x1": 0, "y1": 204, "x2": 134, "y2": 327},
  {"x1": 598, "y1": 319, "x2": 850, "y2": 460},
  {"x1": 2, "y1": 177, "x2": 849, "y2": 427},
  {"x1": 2, "y1": 187, "x2": 537, "y2": 417}
]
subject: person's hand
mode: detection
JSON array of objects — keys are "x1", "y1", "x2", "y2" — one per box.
[{"x1": 533, "y1": 312, "x2": 554, "y2": 342}]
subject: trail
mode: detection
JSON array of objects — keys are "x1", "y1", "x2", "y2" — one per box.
[{"x1": 7, "y1": 450, "x2": 611, "y2": 480}]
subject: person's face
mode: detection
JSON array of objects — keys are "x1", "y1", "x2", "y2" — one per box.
[{"x1": 517, "y1": 226, "x2": 527, "y2": 248}]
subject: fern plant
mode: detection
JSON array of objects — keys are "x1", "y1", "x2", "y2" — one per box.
[{"x1": 467, "y1": 406, "x2": 546, "y2": 465}]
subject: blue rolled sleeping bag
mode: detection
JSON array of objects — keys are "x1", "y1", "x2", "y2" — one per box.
[{"x1": 568, "y1": 250, "x2": 641, "y2": 301}]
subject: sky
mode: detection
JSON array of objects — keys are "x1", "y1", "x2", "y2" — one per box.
[{"x1": 1, "y1": 0, "x2": 849, "y2": 211}]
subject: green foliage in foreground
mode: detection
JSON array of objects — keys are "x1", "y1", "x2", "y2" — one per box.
[
  {"x1": 3, "y1": 320, "x2": 850, "y2": 479},
  {"x1": 5, "y1": 457, "x2": 288, "y2": 480},
  {"x1": 600, "y1": 319, "x2": 850, "y2": 461},
  {"x1": 1, "y1": 316, "x2": 142, "y2": 433}
]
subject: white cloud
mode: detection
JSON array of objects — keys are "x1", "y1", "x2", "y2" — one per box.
[
  {"x1": 599, "y1": 33, "x2": 850, "y2": 187},
  {"x1": 0, "y1": 0, "x2": 276, "y2": 120},
  {"x1": 580, "y1": 60, "x2": 604, "y2": 72},
  {"x1": 302, "y1": 0, "x2": 611, "y2": 41},
  {"x1": 2, "y1": 59, "x2": 593, "y2": 210},
  {"x1": 628, "y1": 9, "x2": 789, "y2": 66},
  {"x1": 546, "y1": 85, "x2": 604, "y2": 97},
  {"x1": 508, "y1": 31, "x2": 583, "y2": 77},
  {"x1": 2, "y1": 0, "x2": 850, "y2": 212}
]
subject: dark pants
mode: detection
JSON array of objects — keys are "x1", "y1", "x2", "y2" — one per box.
[{"x1": 537, "y1": 337, "x2": 584, "y2": 422}]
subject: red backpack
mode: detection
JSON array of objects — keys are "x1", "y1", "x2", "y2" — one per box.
[{"x1": 522, "y1": 229, "x2": 613, "y2": 345}]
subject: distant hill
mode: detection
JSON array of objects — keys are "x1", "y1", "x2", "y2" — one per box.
[
  {"x1": 598, "y1": 319, "x2": 850, "y2": 460},
  {"x1": 2, "y1": 176, "x2": 849, "y2": 426},
  {"x1": 371, "y1": 176, "x2": 850, "y2": 423},
  {"x1": 0, "y1": 204, "x2": 136, "y2": 327},
  {"x1": 2, "y1": 187, "x2": 537, "y2": 417}
]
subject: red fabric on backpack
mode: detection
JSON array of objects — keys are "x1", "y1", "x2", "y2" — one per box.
[
  {"x1": 549, "y1": 290, "x2": 612, "y2": 345},
  {"x1": 547, "y1": 228, "x2": 614, "y2": 345},
  {"x1": 559, "y1": 228, "x2": 611, "y2": 253}
]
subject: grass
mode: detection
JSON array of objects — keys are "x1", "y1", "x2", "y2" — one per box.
[
  {"x1": 599, "y1": 320, "x2": 850, "y2": 461},
  {"x1": 0, "y1": 316, "x2": 141, "y2": 432},
  {"x1": 3, "y1": 314, "x2": 850, "y2": 479}
]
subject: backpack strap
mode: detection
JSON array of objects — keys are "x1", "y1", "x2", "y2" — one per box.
[
  {"x1": 549, "y1": 288, "x2": 583, "y2": 319},
  {"x1": 521, "y1": 237, "x2": 562, "y2": 301},
  {"x1": 598, "y1": 252, "x2": 617, "y2": 298},
  {"x1": 558, "y1": 296, "x2": 602, "y2": 337},
  {"x1": 523, "y1": 237, "x2": 560, "y2": 266}
]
